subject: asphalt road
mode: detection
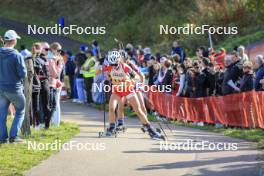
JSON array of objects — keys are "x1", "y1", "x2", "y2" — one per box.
[{"x1": 25, "y1": 101, "x2": 263, "y2": 176}]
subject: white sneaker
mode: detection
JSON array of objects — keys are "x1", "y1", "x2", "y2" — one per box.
[
  {"x1": 72, "y1": 99, "x2": 78, "y2": 103},
  {"x1": 77, "y1": 100, "x2": 85, "y2": 104}
]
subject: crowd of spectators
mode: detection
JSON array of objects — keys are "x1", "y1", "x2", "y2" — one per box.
[{"x1": 27, "y1": 36, "x2": 264, "y2": 112}]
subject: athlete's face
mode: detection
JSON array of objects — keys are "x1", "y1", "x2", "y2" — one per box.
[{"x1": 110, "y1": 58, "x2": 121, "y2": 68}]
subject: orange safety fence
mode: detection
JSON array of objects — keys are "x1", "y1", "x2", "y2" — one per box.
[{"x1": 146, "y1": 90, "x2": 264, "y2": 129}]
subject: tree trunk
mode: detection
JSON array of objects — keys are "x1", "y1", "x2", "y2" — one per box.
[{"x1": 21, "y1": 58, "x2": 34, "y2": 136}]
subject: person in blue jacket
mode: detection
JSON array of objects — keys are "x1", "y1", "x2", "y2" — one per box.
[
  {"x1": 171, "y1": 41, "x2": 186, "y2": 63},
  {"x1": 0, "y1": 30, "x2": 27, "y2": 143}
]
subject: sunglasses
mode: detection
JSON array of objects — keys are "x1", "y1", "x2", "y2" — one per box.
[
  {"x1": 110, "y1": 64, "x2": 118, "y2": 67},
  {"x1": 243, "y1": 66, "x2": 252, "y2": 69}
]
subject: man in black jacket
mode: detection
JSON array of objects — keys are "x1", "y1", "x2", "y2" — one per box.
[
  {"x1": 222, "y1": 54, "x2": 242, "y2": 95},
  {"x1": 201, "y1": 58, "x2": 212, "y2": 96},
  {"x1": 161, "y1": 60, "x2": 173, "y2": 94},
  {"x1": 193, "y1": 62, "x2": 207, "y2": 98}
]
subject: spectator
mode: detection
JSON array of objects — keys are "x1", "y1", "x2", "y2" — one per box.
[
  {"x1": 82, "y1": 51, "x2": 96, "y2": 105},
  {"x1": 253, "y1": 55, "x2": 264, "y2": 91},
  {"x1": 231, "y1": 51, "x2": 244, "y2": 79},
  {"x1": 75, "y1": 52, "x2": 87, "y2": 103},
  {"x1": 240, "y1": 61, "x2": 254, "y2": 92},
  {"x1": 0, "y1": 30, "x2": 27, "y2": 143},
  {"x1": 148, "y1": 56, "x2": 158, "y2": 85},
  {"x1": 137, "y1": 49, "x2": 144, "y2": 65},
  {"x1": 176, "y1": 64, "x2": 187, "y2": 96},
  {"x1": 171, "y1": 41, "x2": 186, "y2": 63},
  {"x1": 214, "y1": 48, "x2": 226, "y2": 69},
  {"x1": 65, "y1": 55, "x2": 76, "y2": 99},
  {"x1": 196, "y1": 46, "x2": 208, "y2": 59},
  {"x1": 139, "y1": 60, "x2": 149, "y2": 80},
  {"x1": 53, "y1": 47, "x2": 65, "y2": 127},
  {"x1": 201, "y1": 57, "x2": 212, "y2": 96},
  {"x1": 214, "y1": 64, "x2": 224, "y2": 96},
  {"x1": 143, "y1": 47, "x2": 151, "y2": 61},
  {"x1": 46, "y1": 42, "x2": 63, "y2": 129},
  {"x1": 222, "y1": 55, "x2": 240, "y2": 95},
  {"x1": 39, "y1": 42, "x2": 51, "y2": 128},
  {"x1": 171, "y1": 54, "x2": 180, "y2": 67},
  {"x1": 31, "y1": 43, "x2": 42, "y2": 130},
  {"x1": 192, "y1": 62, "x2": 206, "y2": 98},
  {"x1": 237, "y1": 45, "x2": 249, "y2": 63},
  {"x1": 161, "y1": 59, "x2": 173, "y2": 94},
  {"x1": 154, "y1": 57, "x2": 167, "y2": 85}
]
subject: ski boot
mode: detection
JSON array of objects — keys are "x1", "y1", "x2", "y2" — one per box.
[
  {"x1": 141, "y1": 125, "x2": 161, "y2": 134},
  {"x1": 143, "y1": 124, "x2": 165, "y2": 141},
  {"x1": 100, "y1": 123, "x2": 117, "y2": 137},
  {"x1": 116, "y1": 119, "x2": 126, "y2": 133}
]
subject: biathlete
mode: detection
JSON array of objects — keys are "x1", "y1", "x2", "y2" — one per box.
[
  {"x1": 104, "y1": 51, "x2": 162, "y2": 140},
  {"x1": 114, "y1": 56, "x2": 148, "y2": 131}
]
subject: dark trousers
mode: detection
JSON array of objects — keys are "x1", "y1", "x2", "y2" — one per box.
[
  {"x1": 32, "y1": 91, "x2": 41, "y2": 126},
  {"x1": 69, "y1": 75, "x2": 75, "y2": 99},
  {"x1": 45, "y1": 87, "x2": 57, "y2": 128},
  {"x1": 40, "y1": 81, "x2": 50, "y2": 124},
  {"x1": 84, "y1": 77, "x2": 94, "y2": 103}
]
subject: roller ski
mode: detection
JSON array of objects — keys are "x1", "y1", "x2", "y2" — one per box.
[
  {"x1": 140, "y1": 114, "x2": 168, "y2": 140},
  {"x1": 98, "y1": 124, "x2": 117, "y2": 138},
  {"x1": 116, "y1": 124, "x2": 127, "y2": 133},
  {"x1": 142, "y1": 124, "x2": 166, "y2": 141},
  {"x1": 141, "y1": 125, "x2": 161, "y2": 133}
]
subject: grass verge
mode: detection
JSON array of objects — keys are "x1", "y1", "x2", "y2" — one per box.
[{"x1": 0, "y1": 117, "x2": 80, "y2": 176}]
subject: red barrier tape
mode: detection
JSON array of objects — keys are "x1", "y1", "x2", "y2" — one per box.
[{"x1": 147, "y1": 91, "x2": 264, "y2": 129}]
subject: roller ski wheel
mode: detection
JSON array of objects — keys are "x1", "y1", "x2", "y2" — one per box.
[
  {"x1": 116, "y1": 125, "x2": 126, "y2": 133},
  {"x1": 98, "y1": 128, "x2": 117, "y2": 138},
  {"x1": 156, "y1": 128, "x2": 161, "y2": 133},
  {"x1": 141, "y1": 127, "x2": 146, "y2": 133},
  {"x1": 98, "y1": 132, "x2": 104, "y2": 138},
  {"x1": 149, "y1": 133, "x2": 166, "y2": 141},
  {"x1": 146, "y1": 126, "x2": 166, "y2": 141},
  {"x1": 160, "y1": 135, "x2": 166, "y2": 141}
]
